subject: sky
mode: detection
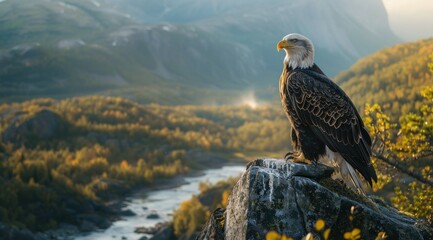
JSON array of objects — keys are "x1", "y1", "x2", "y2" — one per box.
[{"x1": 383, "y1": 0, "x2": 433, "y2": 40}]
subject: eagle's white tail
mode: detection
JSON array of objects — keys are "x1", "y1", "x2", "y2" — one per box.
[
  {"x1": 344, "y1": 161, "x2": 366, "y2": 195},
  {"x1": 324, "y1": 147, "x2": 366, "y2": 195}
]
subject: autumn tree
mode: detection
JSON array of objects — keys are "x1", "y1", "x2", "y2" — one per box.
[
  {"x1": 365, "y1": 60, "x2": 433, "y2": 223},
  {"x1": 173, "y1": 196, "x2": 210, "y2": 238}
]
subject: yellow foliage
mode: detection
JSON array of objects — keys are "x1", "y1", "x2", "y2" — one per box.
[
  {"x1": 365, "y1": 86, "x2": 433, "y2": 222},
  {"x1": 173, "y1": 196, "x2": 210, "y2": 238},
  {"x1": 314, "y1": 218, "x2": 325, "y2": 231},
  {"x1": 221, "y1": 190, "x2": 230, "y2": 208},
  {"x1": 375, "y1": 231, "x2": 388, "y2": 240},
  {"x1": 323, "y1": 228, "x2": 331, "y2": 240},
  {"x1": 266, "y1": 231, "x2": 282, "y2": 240},
  {"x1": 120, "y1": 160, "x2": 130, "y2": 170},
  {"x1": 262, "y1": 217, "x2": 390, "y2": 240},
  {"x1": 265, "y1": 231, "x2": 294, "y2": 240},
  {"x1": 392, "y1": 166, "x2": 433, "y2": 221},
  {"x1": 303, "y1": 233, "x2": 314, "y2": 240},
  {"x1": 344, "y1": 228, "x2": 361, "y2": 240}
]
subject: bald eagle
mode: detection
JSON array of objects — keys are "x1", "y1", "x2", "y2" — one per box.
[{"x1": 277, "y1": 33, "x2": 377, "y2": 192}]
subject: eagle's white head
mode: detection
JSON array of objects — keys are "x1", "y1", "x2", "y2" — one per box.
[{"x1": 277, "y1": 33, "x2": 314, "y2": 69}]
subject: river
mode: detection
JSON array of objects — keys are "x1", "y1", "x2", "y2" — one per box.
[{"x1": 75, "y1": 164, "x2": 245, "y2": 240}]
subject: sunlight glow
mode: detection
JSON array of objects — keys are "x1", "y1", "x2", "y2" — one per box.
[
  {"x1": 238, "y1": 91, "x2": 259, "y2": 109},
  {"x1": 383, "y1": 0, "x2": 433, "y2": 40}
]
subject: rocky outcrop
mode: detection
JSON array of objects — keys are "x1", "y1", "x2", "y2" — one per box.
[
  {"x1": 1, "y1": 109, "x2": 70, "y2": 147},
  {"x1": 196, "y1": 208, "x2": 225, "y2": 240},
  {"x1": 198, "y1": 159, "x2": 433, "y2": 240}
]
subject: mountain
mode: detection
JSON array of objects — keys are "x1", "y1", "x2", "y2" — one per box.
[
  {"x1": 0, "y1": 0, "x2": 399, "y2": 104},
  {"x1": 111, "y1": 0, "x2": 399, "y2": 75},
  {"x1": 335, "y1": 38, "x2": 433, "y2": 117}
]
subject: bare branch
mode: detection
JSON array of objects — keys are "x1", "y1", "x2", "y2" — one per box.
[
  {"x1": 373, "y1": 154, "x2": 433, "y2": 187},
  {"x1": 414, "y1": 151, "x2": 433, "y2": 159}
]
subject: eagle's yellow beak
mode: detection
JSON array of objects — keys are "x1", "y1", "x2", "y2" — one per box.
[{"x1": 277, "y1": 39, "x2": 292, "y2": 51}]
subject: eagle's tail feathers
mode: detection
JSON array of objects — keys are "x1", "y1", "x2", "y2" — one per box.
[
  {"x1": 324, "y1": 146, "x2": 366, "y2": 195},
  {"x1": 345, "y1": 161, "x2": 366, "y2": 195}
]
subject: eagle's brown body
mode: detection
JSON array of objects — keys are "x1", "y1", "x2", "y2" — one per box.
[{"x1": 279, "y1": 62, "x2": 377, "y2": 187}]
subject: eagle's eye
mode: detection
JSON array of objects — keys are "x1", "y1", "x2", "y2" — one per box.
[{"x1": 292, "y1": 39, "x2": 298, "y2": 43}]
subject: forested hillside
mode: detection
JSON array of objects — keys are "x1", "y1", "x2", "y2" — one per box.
[
  {"x1": 335, "y1": 38, "x2": 433, "y2": 118},
  {"x1": 0, "y1": 97, "x2": 289, "y2": 230}
]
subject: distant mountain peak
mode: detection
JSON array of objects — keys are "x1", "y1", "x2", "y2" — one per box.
[{"x1": 0, "y1": 0, "x2": 400, "y2": 104}]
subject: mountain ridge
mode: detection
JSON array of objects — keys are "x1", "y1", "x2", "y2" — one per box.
[{"x1": 0, "y1": 0, "x2": 399, "y2": 104}]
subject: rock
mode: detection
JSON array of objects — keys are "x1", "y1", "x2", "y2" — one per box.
[
  {"x1": 135, "y1": 222, "x2": 170, "y2": 235},
  {"x1": 146, "y1": 213, "x2": 160, "y2": 219},
  {"x1": 197, "y1": 158, "x2": 433, "y2": 240},
  {"x1": 149, "y1": 223, "x2": 175, "y2": 240},
  {"x1": 1, "y1": 109, "x2": 70, "y2": 147},
  {"x1": 120, "y1": 209, "x2": 136, "y2": 217},
  {"x1": 196, "y1": 208, "x2": 225, "y2": 240},
  {"x1": 77, "y1": 213, "x2": 111, "y2": 229},
  {"x1": 106, "y1": 200, "x2": 128, "y2": 214},
  {"x1": 135, "y1": 226, "x2": 158, "y2": 235},
  {"x1": 79, "y1": 220, "x2": 97, "y2": 232},
  {"x1": 138, "y1": 236, "x2": 149, "y2": 240}
]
